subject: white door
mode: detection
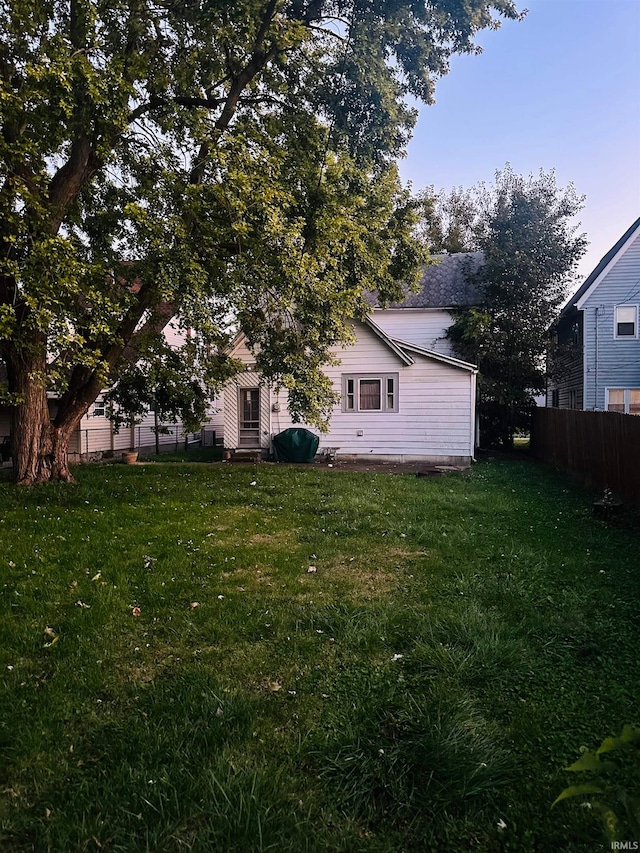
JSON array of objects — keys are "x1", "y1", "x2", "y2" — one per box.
[{"x1": 238, "y1": 388, "x2": 260, "y2": 447}]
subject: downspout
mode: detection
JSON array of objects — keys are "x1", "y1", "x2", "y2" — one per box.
[
  {"x1": 594, "y1": 306, "x2": 599, "y2": 410},
  {"x1": 471, "y1": 371, "x2": 478, "y2": 461}
]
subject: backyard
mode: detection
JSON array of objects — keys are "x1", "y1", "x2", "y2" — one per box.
[{"x1": 0, "y1": 455, "x2": 638, "y2": 851}]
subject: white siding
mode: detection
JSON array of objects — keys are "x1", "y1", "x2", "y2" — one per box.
[
  {"x1": 224, "y1": 322, "x2": 475, "y2": 462},
  {"x1": 70, "y1": 318, "x2": 212, "y2": 456},
  {"x1": 223, "y1": 340, "x2": 271, "y2": 450},
  {"x1": 371, "y1": 308, "x2": 457, "y2": 356},
  {"x1": 72, "y1": 408, "x2": 195, "y2": 456},
  {"x1": 163, "y1": 320, "x2": 189, "y2": 349},
  {"x1": 204, "y1": 396, "x2": 224, "y2": 444}
]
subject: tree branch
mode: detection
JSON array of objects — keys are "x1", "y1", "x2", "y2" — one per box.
[{"x1": 47, "y1": 136, "x2": 102, "y2": 234}]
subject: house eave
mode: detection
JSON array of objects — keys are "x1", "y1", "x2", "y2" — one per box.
[
  {"x1": 363, "y1": 318, "x2": 414, "y2": 365},
  {"x1": 561, "y1": 216, "x2": 640, "y2": 314},
  {"x1": 391, "y1": 338, "x2": 478, "y2": 372}
]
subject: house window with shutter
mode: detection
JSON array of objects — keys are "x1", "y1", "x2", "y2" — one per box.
[
  {"x1": 342, "y1": 374, "x2": 399, "y2": 413},
  {"x1": 614, "y1": 305, "x2": 637, "y2": 338}
]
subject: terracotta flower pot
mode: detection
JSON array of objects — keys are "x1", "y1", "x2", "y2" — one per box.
[{"x1": 123, "y1": 451, "x2": 139, "y2": 465}]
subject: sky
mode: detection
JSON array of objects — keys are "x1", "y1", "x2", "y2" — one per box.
[{"x1": 397, "y1": 0, "x2": 640, "y2": 290}]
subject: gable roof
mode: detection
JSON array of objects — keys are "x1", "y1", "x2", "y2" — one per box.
[
  {"x1": 559, "y1": 215, "x2": 640, "y2": 319},
  {"x1": 362, "y1": 317, "x2": 414, "y2": 364},
  {"x1": 368, "y1": 252, "x2": 483, "y2": 310},
  {"x1": 226, "y1": 319, "x2": 415, "y2": 366},
  {"x1": 391, "y1": 339, "x2": 478, "y2": 373}
]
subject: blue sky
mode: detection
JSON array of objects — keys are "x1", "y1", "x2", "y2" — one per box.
[{"x1": 398, "y1": 0, "x2": 640, "y2": 290}]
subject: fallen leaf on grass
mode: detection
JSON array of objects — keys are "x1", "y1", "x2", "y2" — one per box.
[
  {"x1": 132, "y1": 607, "x2": 141, "y2": 616},
  {"x1": 75, "y1": 601, "x2": 90, "y2": 609},
  {"x1": 190, "y1": 601, "x2": 200, "y2": 610},
  {"x1": 307, "y1": 566, "x2": 317, "y2": 573},
  {"x1": 268, "y1": 680, "x2": 283, "y2": 692}
]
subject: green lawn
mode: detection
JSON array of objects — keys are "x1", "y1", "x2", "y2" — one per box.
[{"x1": 0, "y1": 456, "x2": 637, "y2": 851}]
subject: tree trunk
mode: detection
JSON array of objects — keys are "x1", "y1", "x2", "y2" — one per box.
[{"x1": 10, "y1": 351, "x2": 78, "y2": 484}]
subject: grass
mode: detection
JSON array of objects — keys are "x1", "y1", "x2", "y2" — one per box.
[{"x1": 0, "y1": 456, "x2": 638, "y2": 851}]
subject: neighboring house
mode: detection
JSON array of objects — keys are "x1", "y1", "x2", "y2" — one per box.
[
  {"x1": 222, "y1": 253, "x2": 481, "y2": 464},
  {"x1": 0, "y1": 318, "x2": 223, "y2": 462},
  {"x1": 67, "y1": 318, "x2": 223, "y2": 459},
  {"x1": 547, "y1": 216, "x2": 640, "y2": 413}
]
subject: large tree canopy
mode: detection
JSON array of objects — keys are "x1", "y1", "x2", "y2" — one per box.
[
  {"x1": 0, "y1": 0, "x2": 522, "y2": 483},
  {"x1": 425, "y1": 166, "x2": 587, "y2": 447}
]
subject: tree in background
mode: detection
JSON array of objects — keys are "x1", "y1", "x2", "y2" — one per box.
[
  {"x1": 425, "y1": 167, "x2": 587, "y2": 447},
  {"x1": 0, "y1": 0, "x2": 522, "y2": 483}
]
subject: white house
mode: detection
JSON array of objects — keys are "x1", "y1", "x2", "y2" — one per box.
[{"x1": 222, "y1": 254, "x2": 481, "y2": 464}]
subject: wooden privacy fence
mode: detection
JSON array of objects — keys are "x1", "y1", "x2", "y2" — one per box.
[{"x1": 531, "y1": 407, "x2": 640, "y2": 501}]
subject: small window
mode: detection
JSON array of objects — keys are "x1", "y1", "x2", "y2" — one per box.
[
  {"x1": 342, "y1": 374, "x2": 399, "y2": 413},
  {"x1": 607, "y1": 389, "x2": 625, "y2": 412},
  {"x1": 386, "y1": 377, "x2": 395, "y2": 410},
  {"x1": 550, "y1": 389, "x2": 559, "y2": 408},
  {"x1": 568, "y1": 390, "x2": 578, "y2": 410},
  {"x1": 630, "y1": 390, "x2": 640, "y2": 415},
  {"x1": 345, "y1": 378, "x2": 355, "y2": 412},
  {"x1": 93, "y1": 398, "x2": 105, "y2": 417},
  {"x1": 570, "y1": 321, "x2": 580, "y2": 347},
  {"x1": 615, "y1": 305, "x2": 637, "y2": 338}
]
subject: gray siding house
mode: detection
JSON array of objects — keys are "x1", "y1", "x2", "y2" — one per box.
[{"x1": 548, "y1": 216, "x2": 640, "y2": 413}]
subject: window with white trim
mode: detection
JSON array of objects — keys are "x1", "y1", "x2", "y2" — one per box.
[
  {"x1": 606, "y1": 388, "x2": 640, "y2": 415},
  {"x1": 93, "y1": 397, "x2": 105, "y2": 417},
  {"x1": 614, "y1": 305, "x2": 637, "y2": 338},
  {"x1": 342, "y1": 374, "x2": 399, "y2": 413}
]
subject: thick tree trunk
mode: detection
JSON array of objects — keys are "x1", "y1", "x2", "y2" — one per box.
[{"x1": 10, "y1": 349, "x2": 78, "y2": 484}]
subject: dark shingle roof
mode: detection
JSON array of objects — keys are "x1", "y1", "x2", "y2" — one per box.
[{"x1": 369, "y1": 252, "x2": 483, "y2": 309}]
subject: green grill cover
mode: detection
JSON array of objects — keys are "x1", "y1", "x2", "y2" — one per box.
[{"x1": 272, "y1": 428, "x2": 319, "y2": 463}]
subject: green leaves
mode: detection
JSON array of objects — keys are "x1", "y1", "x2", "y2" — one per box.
[
  {"x1": 552, "y1": 782, "x2": 604, "y2": 807},
  {"x1": 442, "y1": 166, "x2": 587, "y2": 447},
  {"x1": 566, "y1": 750, "x2": 605, "y2": 772},
  {"x1": 554, "y1": 726, "x2": 640, "y2": 843},
  {"x1": 597, "y1": 725, "x2": 640, "y2": 754},
  {"x1": 1, "y1": 0, "x2": 525, "y2": 480}
]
